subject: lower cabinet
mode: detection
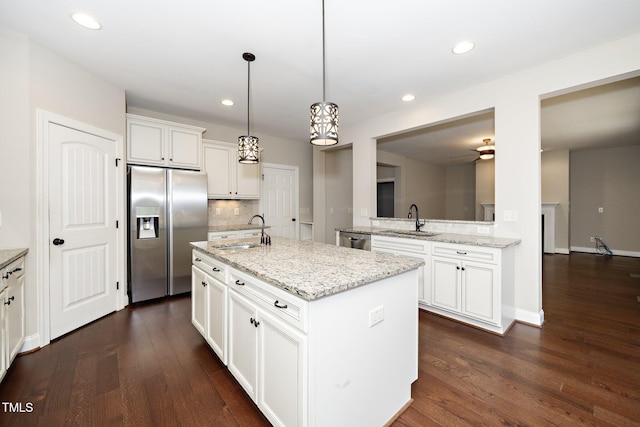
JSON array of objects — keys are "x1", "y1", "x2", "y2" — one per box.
[
  {"x1": 192, "y1": 247, "x2": 419, "y2": 426},
  {"x1": 0, "y1": 255, "x2": 26, "y2": 383},
  {"x1": 431, "y1": 255, "x2": 498, "y2": 324},
  {"x1": 228, "y1": 290, "x2": 306, "y2": 427},
  {"x1": 192, "y1": 252, "x2": 228, "y2": 364},
  {"x1": 371, "y1": 236, "x2": 429, "y2": 303},
  {"x1": 430, "y1": 242, "x2": 515, "y2": 334}
]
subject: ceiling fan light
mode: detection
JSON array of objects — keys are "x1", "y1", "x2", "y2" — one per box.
[{"x1": 479, "y1": 150, "x2": 495, "y2": 160}]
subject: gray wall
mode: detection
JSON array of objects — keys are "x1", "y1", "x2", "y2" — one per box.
[
  {"x1": 541, "y1": 150, "x2": 570, "y2": 252},
  {"x1": 570, "y1": 145, "x2": 640, "y2": 254}
]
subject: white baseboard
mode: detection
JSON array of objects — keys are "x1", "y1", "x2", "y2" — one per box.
[
  {"x1": 555, "y1": 248, "x2": 570, "y2": 255},
  {"x1": 571, "y1": 246, "x2": 640, "y2": 258},
  {"x1": 516, "y1": 308, "x2": 544, "y2": 327},
  {"x1": 20, "y1": 333, "x2": 41, "y2": 353}
]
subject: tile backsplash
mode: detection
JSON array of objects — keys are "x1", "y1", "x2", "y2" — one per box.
[{"x1": 208, "y1": 200, "x2": 260, "y2": 226}]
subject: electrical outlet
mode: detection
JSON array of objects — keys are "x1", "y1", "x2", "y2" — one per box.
[
  {"x1": 369, "y1": 305, "x2": 384, "y2": 327},
  {"x1": 598, "y1": 207, "x2": 604, "y2": 213},
  {"x1": 215, "y1": 208, "x2": 221, "y2": 216},
  {"x1": 234, "y1": 208, "x2": 240, "y2": 215},
  {"x1": 590, "y1": 236, "x2": 596, "y2": 242}
]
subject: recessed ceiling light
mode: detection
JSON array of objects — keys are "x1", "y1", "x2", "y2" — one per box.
[
  {"x1": 221, "y1": 99, "x2": 234, "y2": 106},
  {"x1": 401, "y1": 94, "x2": 415, "y2": 102},
  {"x1": 452, "y1": 40, "x2": 475, "y2": 55},
  {"x1": 71, "y1": 13, "x2": 101, "y2": 30}
]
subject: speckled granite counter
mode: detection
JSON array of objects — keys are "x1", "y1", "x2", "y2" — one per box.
[
  {"x1": 336, "y1": 227, "x2": 520, "y2": 249},
  {"x1": 0, "y1": 248, "x2": 28, "y2": 270},
  {"x1": 191, "y1": 237, "x2": 423, "y2": 300}
]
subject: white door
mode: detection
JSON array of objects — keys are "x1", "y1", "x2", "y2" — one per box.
[
  {"x1": 261, "y1": 165, "x2": 298, "y2": 239},
  {"x1": 48, "y1": 123, "x2": 118, "y2": 339}
]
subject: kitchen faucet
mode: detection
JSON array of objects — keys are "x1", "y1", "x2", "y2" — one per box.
[
  {"x1": 248, "y1": 214, "x2": 271, "y2": 245},
  {"x1": 407, "y1": 204, "x2": 425, "y2": 231}
]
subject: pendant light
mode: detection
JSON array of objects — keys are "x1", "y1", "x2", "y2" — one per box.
[
  {"x1": 476, "y1": 138, "x2": 495, "y2": 160},
  {"x1": 238, "y1": 52, "x2": 259, "y2": 164},
  {"x1": 310, "y1": 0, "x2": 338, "y2": 146}
]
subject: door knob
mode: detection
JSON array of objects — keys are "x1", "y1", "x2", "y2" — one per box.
[{"x1": 53, "y1": 238, "x2": 65, "y2": 246}]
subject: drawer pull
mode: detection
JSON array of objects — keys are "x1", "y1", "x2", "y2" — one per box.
[
  {"x1": 274, "y1": 300, "x2": 288, "y2": 309},
  {"x1": 4, "y1": 296, "x2": 15, "y2": 305},
  {"x1": 235, "y1": 279, "x2": 245, "y2": 286},
  {"x1": 212, "y1": 267, "x2": 221, "y2": 272},
  {"x1": 195, "y1": 257, "x2": 202, "y2": 262},
  {"x1": 456, "y1": 251, "x2": 467, "y2": 255}
]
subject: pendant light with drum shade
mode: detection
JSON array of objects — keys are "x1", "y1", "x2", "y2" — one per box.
[
  {"x1": 477, "y1": 138, "x2": 495, "y2": 160},
  {"x1": 238, "y1": 52, "x2": 259, "y2": 164},
  {"x1": 310, "y1": 0, "x2": 338, "y2": 146}
]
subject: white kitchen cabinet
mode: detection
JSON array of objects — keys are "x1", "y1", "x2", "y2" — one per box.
[
  {"x1": 371, "y1": 235, "x2": 429, "y2": 303},
  {"x1": 127, "y1": 114, "x2": 205, "y2": 170},
  {"x1": 430, "y1": 242, "x2": 514, "y2": 334},
  {"x1": 203, "y1": 139, "x2": 260, "y2": 199},
  {"x1": 192, "y1": 252, "x2": 228, "y2": 364},
  {"x1": 0, "y1": 255, "x2": 26, "y2": 383},
  {"x1": 208, "y1": 231, "x2": 240, "y2": 241},
  {"x1": 228, "y1": 269, "x2": 307, "y2": 427}
]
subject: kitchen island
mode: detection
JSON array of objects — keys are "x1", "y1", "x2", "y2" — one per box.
[{"x1": 191, "y1": 237, "x2": 423, "y2": 427}]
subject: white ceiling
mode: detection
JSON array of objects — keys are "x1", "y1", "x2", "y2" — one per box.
[{"x1": 1, "y1": 0, "x2": 640, "y2": 153}]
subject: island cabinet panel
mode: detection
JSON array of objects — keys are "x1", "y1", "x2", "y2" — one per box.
[
  {"x1": 228, "y1": 275, "x2": 307, "y2": 427},
  {"x1": 192, "y1": 251, "x2": 228, "y2": 364},
  {"x1": 191, "y1": 244, "x2": 420, "y2": 427}
]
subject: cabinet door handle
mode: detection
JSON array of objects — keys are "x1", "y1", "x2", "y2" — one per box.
[
  {"x1": 461, "y1": 267, "x2": 465, "y2": 271},
  {"x1": 201, "y1": 281, "x2": 207, "y2": 287},
  {"x1": 235, "y1": 279, "x2": 245, "y2": 286},
  {"x1": 456, "y1": 251, "x2": 467, "y2": 255},
  {"x1": 250, "y1": 317, "x2": 259, "y2": 327},
  {"x1": 212, "y1": 267, "x2": 220, "y2": 272},
  {"x1": 456, "y1": 266, "x2": 461, "y2": 270},
  {"x1": 274, "y1": 300, "x2": 288, "y2": 309},
  {"x1": 195, "y1": 257, "x2": 202, "y2": 262},
  {"x1": 4, "y1": 296, "x2": 15, "y2": 305}
]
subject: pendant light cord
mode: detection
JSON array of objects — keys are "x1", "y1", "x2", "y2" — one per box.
[
  {"x1": 247, "y1": 59, "x2": 251, "y2": 135},
  {"x1": 322, "y1": 0, "x2": 326, "y2": 102}
]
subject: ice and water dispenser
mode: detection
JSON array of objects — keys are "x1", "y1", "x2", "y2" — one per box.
[{"x1": 136, "y1": 207, "x2": 160, "y2": 239}]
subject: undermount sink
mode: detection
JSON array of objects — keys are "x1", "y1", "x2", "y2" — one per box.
[
  {"x1": 383, "y1": 230, "x2": 440, "y2": 237},
  {"x1": 217, "y1": 243, "x2": 261, "y2": 250}
]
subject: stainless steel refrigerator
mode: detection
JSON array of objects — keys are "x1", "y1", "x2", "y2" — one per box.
[{"x1": 128, "y1": 166, "x2": 208, "y2": 303}]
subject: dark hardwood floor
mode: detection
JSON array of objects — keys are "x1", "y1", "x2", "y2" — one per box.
[{"x1": 1, "y1": 253, "x2": 639, "y2": 426}]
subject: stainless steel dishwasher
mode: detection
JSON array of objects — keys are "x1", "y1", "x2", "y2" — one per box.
[{"x1": 339, "y1": 231, "x2": 371, "y2": 251}]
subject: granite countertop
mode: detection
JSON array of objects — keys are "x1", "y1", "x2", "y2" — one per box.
[
  {"x1": 209, "y1": 224, "x2": 270, "y2": 233},
  {"x1": 191, "y1": 237, "x2": 423, "y2": 301},
  {"x1": 0, "y1": 248, "x2": 28, "y2": 270},
  {"x1": 336, "y1": 227, "x2": 520, "y2": 249}
]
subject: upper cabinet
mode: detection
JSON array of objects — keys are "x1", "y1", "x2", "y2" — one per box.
[
  {"x1": 127, "y1": 114, "x2": 205, "y2": 170},
  {"x1": 203, "y1": 139, "x2": 260, "y2": 199}
]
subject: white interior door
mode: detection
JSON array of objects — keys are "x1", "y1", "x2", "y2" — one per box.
[
  {"x1": 261, "y1": 165, "x2": 298, "y2": 239},
  {"x1": 48, "y1": 123, "x2": 119, "y2": 339}
]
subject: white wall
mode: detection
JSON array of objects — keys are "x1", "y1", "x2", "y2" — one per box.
[
  {"x1": 315, "y1": 32, "x2": 640, "y2": 327},
  {"x1": 0, "y1": 31, "x2": 126, "y2": 349}
]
